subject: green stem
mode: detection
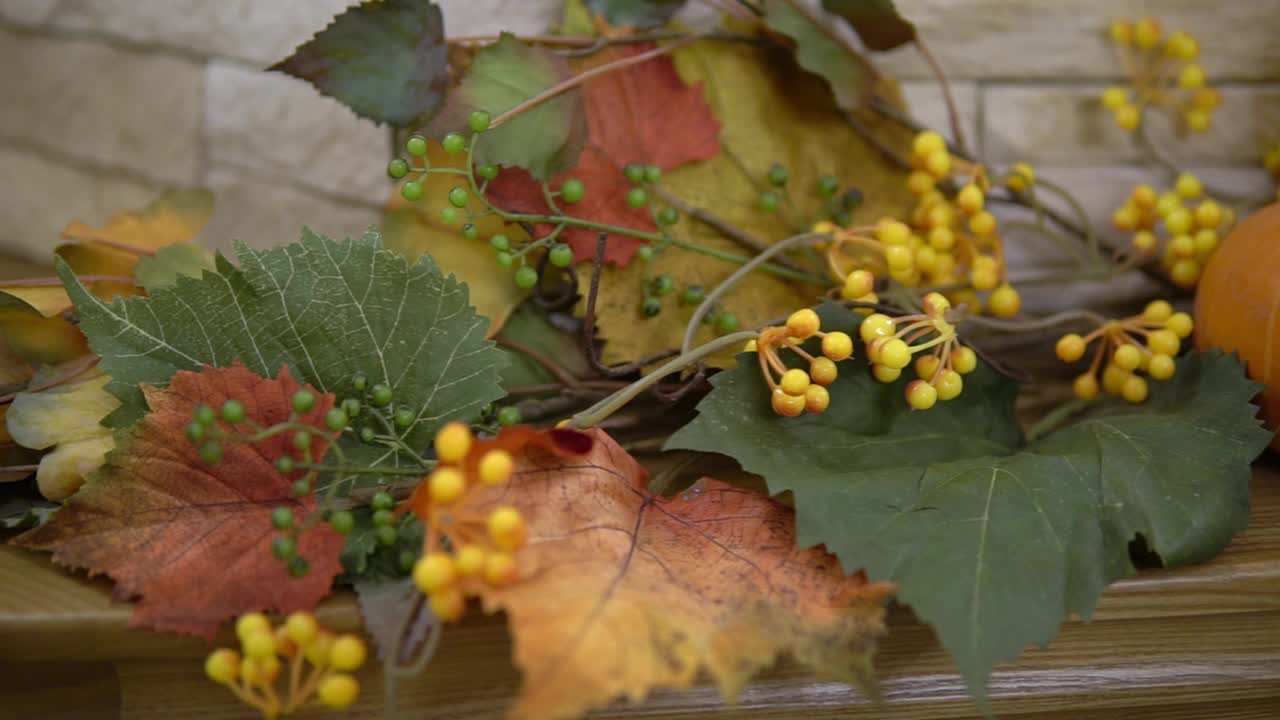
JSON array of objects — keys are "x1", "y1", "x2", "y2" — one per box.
[
  {"x1": 1026, "y1": 398, "x2": 1094, "y2": 443},
  {"x1": 296, "y1": 463, "x2": 427, "y2": 477},
  {"x1": 962, "y1": 308, "x2": 1108, "y2": 333},
  {"x1": 572, "y1": 330, "x2": 760, "y2": 428},
  {"x1": 1030, "y1": 177, "x2": 1104, "y2": 267}
]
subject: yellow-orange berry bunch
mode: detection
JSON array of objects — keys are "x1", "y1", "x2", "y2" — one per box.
[
  {"x1": 901, "y1": 131, "x2": 1021, "y2": 317},
  {"x1": 411, "y1": 422, "x2": 525, "y2": 621},
  {"x1": 748, "y1": 307, "x2": 856, "y2": 417},
  {"x1": 1055, "y1": 299, "x2": 1194, "y2": 403},
  {"x1": 204, "y1": 611, "x2": 366, "y2": 717},
  {"x1": 1103, "y1": 18, "x2": 1219, "y2": 133},
  {"x1": 860, "y1": 292, "x2": 978, "y2": 410},
  {"x1": 1112, "y1": 172, "x2": 1234, "y2": 287}
]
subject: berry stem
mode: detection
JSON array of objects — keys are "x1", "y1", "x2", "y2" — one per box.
[
  {"x1": 1025, "y1": 397, "x2": 1095, "y2": 443},
  {"x1": 913, "y1": 35, "x2": 969, "y2": 155},
  {"x1": 294, "y1": 463, "x2": 427, "y2": 476},
  {"x1": 1025, "y1": 177, "x2": 1105, "y2": 267},
  {"x1": 962, "y1": 308, "x2": 1109, "y2": 333}
]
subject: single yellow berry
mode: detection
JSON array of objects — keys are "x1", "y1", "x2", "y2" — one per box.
[
  {"x1": 1165, "y1": 208, "x2": 1193, "y2": 235},
  {"x1": 1178, "y1": 63, "x2": 1206, "y2": 90},
  {"x1": 924, "y1": 149, "x2": 952, "y2": 178},
  {"x1": 1169, "y1": 233, "x2": 1195, "y2": 257},
  {"x1": 487, "y1": 507, "x2": 527, "y2": 551},
  {"x1": 786, "y1": 308, "x2": 821, "y2": 339},
  {"x1": 804, "y1": 384, "x2": 830, "y2": 414},
  {"x1": 235, "y1": 613, "x2": 271, "y2": 643},
  {"x1": 1073, "y1": 372, "x2": 1100, "y2": 400},
  {"x1": 872, "y1": 364, "x2": 902, "y2": 383},
  {"x1": 1185, "y1": 109, "x2": 1212, "y2": 133},
  {"x1": 914, "y1": 354, "x2": 940, "y2": 380},
  {"x1": 970, "y1": 265, "x2": 999, "y2": 291},
  {"x1": 779, "y1": 368, "x2": 811, "y2": 396},
  {"x1": 771, "y1": 387, "x2": 806, "y2": 417},
  {"x1": 329, "y1": 634, "x2": 367, "y2": 672},
  {"x1": 905, "y1": 380, "x2": 938, "y2": 410},
  {"x1": 969, "y1": 210, "x2": 997, "y2": 238},
  {"x1": 1102, "y1": 364, "x2": 1131, "y2": 395},
  {"x1": 1122, "y1": 374, "x2": 1149, "y2": 403},
  {"x1": 1112, "y1": 204, "x2": 1140, "y2": 231},
  {"x1": 860, "y1": 314, "x2": 895, "y2": 342},
  {"x1": 242, "y1": 629, "x2": 276, "y2": 660},
  {"x1": 1133, "y1": 17, "x2": 1161, "y2": 49},
  {"x1": 304, "y1": 631, "x2": 335, "y2": 668},
  {"x1": 1132, "y1": 230, "x2": 1158, "y2": 253},
  {"x1": 1056, "y1": 334, "x2": 1086, "y2": 362},
  {"x1": 1170, "y1": 257, "x2": 1201, "y2": 287},
  {"x1": 434, "y1": 421, "x2": 472, "y2": 464},
  {"x1": 878, "y1": 338, "x2": 911, "y2": 370},
  {"x1": 1155, "y1": 191, "x2": 1183, "y2": 218},
  {"x1": 928, "y1": 226, "x2": 955, "y2": 251},
  {"x1": 205, "y1": 649, "x2": 241, "y2": 685},
  {"x1": 884, "y1": 244, "x2": 914, "y2": 272},
  {"x1": 1193, "y1": 200, "x2": 1222, "y2": 229},
  {"x1": 428, "y1": 467, "x2": 466, "y2": 504},
  {"x1": 429, "y1": 588, "x2": 466, "y2": 622},
  {"x1": 1006, "y1": 162, "x2": 1035, "y2": 192},
  {"x1": 1102, "y1": 86, "x2": 1129, "y2": 110},
  {"x1": 1192, "y1": 227, "x2": 1218, "y2": 255},
  {"x1": 1113, "y1": 343, "x2": 1142, "y2": 371},
  {"x1": 240, "y1": 655, "x2": 281, "y2": 686},
  {"x1": 478, "y1": 449, "x2": 514, "y2": 486},
  {"x1": 935, "y1": 369, "x2": 964, "y2": 401},
  {"x1": 1148, "y1": 328, "x2": 1181, "y2": 355},
  {"x1": 988, "y1": 284, "x2": 1021, "y2": 318},
  {"x1": 1130, "y1": 184, "x2": 1157, "y2": 208},
  {"x1": 484, "y1": 552, "x2": 517, "y2": 587},
  {"x1": 1143, "y1": 300, "x2": 1173, "y2": 323},
  {"x1": 914, "y1": 245, "x2": 939, "y2": 273},
  {"x1": 318, "y1": 673, "x2": 360, "y2": 709},
  {"x1": 932, "y1": 251, "x2": 957, "y2": 278},
  {"x1": 907, "y1": 170, "x2": 936, "y2": 196},
  {"x1": 1175, "y1": 172, "x2": 1203, "y2": 199},
  {"x1": 921, "y1": 292, "x2": 950, "y2": 318},
  {"x1": 1166, "y1": 312, "x2": 1193, "y2": 338},
  {"x1": 1191, "y1": 88, "x2": 1222, "y2": 110},
  {"x1": 956, "y1": 184, "x2": 984, "y2": 215},
  {"x1": 820, "y1": 331, "x2": 854, "y2": 362},
  {"x1": 413, "y1": 552, "x2": 457, "y2": 594},
  {"x1": 842, "y1": 269, "x2": 875, "y2": 299},
  {"x1": 1108, "y1": 19, "x2": 1132, "y2": 45},
  {"x1": 950, "y1": 346, "x2": 977, "y2": 374},
  {"x1": 1148, "y1": 353, "x2": 1176, "y2": 380},
  {"x1": 284, "y1": 612, "x2": 318, "y2": 649},
  {"x1": 853, "y1": 291, "x2": 879, "y2": 314},
  {"x1": 810, "y1": 357, "x2": 838, "y2": 385},
  {"x1": 1164, "y1": 30, "x2": 1199, "y2": 59},
  {"x1": 455, "y1": 544, "x2": 487, "y2": 576},
  {"x1": 876, "y1": 218, "x2": 911, "y2": 246},
  {"x1": 926, "y1": 202, "x2": 955, "y2": 230},
  {"x1": 1114, "y1": 104, "x2": 1140, "y2": 131},
  {"x1": 912, "y1": 130, "x2": 946, "y2": 159},
  {"x1": 743, "y1": 339, "x2": 758, "y2": 352}
]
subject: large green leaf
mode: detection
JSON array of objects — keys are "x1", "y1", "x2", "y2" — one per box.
[
  {"x1": 59, "y1": 228, "x2": 508, "y2": 467},
  {"x1": 270, "y1": 0, "x2": 448, "y2": 126},
  {"x1": 425, "y1": 34, "x2": 587, "y2": 180},
  {"x1": 764, "y1": 0, "x2": 875, "y2": 111},
  {"x1": 583, "y1": 0, "x2": 687, "y2": 28},
  {"x1": 821, "y1": 0, "x2": 917, "y2": 52},
  {"x1": 667, "y1": 304, "x2": 1270, "y2": 707}
]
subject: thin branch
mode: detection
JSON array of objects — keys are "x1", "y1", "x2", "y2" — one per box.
[
  {"x1": 649, "y1": 185, "x2": 798, "y2": 266},
  {"x1": 581, "y1": 234, "x2": 680, "y2": 377},
  {"x1": 0, "y1": 275, "x2": 136, "y2": 288},
  {"x1": 495, "y1": 338, "x2": 581, "y2": 388},
  {"x1": 845, "y1": 110, "x2": 910, "y2": 170},
  {"x1": 913, "y1": 36, "x2": 968, "y2": 155},
  {"x1": 0, "y1": 355, "x2": 99, "y2": 404}
]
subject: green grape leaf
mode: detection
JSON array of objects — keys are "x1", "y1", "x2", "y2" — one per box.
[
  {"x1": 821, "y1": 0, "x2": 917, "y2": 52},
  {"x1": 58, "y1": 228, "x2": 508, "y2": 469},
  {"x1": 133, "y1": 243, "x2": 216, "y2": 292},
  {"x1": 764, "y1": 0, "x2": 876, "y2": 111},
  {"x1": 583, "y1": 0, "x2": 687, "y2": 28},
  {"x1": 496, "y1": 303, "x2": 591, "y2": 390},
  {"x1": 667, "y1": 304, "x2": 1271, "y2": 708},
  {"x1": 425, "y1": 34, "x2": 587, "y2": 180},
  {"x1": 270, "y1": 0, "x2": 448, "y2": 126}
]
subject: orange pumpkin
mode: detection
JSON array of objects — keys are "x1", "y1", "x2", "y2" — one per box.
[{"x1": 1194, "y1": 202, "x2": 1280, "y2": 448}]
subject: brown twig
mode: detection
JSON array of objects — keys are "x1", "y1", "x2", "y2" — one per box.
[
  {"x1": 495, "y1": 338, "x2": 581, "y2": 388},
  {"x1": 581, "y1": 234, "x2": 680, "y2": 377},
  {"x1": 648, "y1": 186, "x2": 810, "y2": 275},
  {"x1": 0, "y1": 355, "x2": 99, "y2": 404},
  {"x1": 913, "y1": 36, "x2": 969, "y2": 155},
  {"x1": 845, "y1": 111, "x2": 910, "y2": 170},
  {"x1": 0, "y1": 275, "x2": 136, "y2": 288}
]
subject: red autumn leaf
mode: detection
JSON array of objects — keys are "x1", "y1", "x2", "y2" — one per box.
[
  {"x1": 485, "y1": 44, "x2": 720, "y2": 266},
  {"x1": 14, "y1": 364, "x2": 345, "y2": 640},
  {"x1": 456, "y1": 428, "x2": 894, "y2": 720}
]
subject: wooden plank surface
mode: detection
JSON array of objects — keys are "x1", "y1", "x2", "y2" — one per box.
[{"x1": 1, "y1": 465, "x2": 1277, "y2": 719}]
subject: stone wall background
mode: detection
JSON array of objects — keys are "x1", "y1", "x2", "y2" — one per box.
[{"x1": 1, "y1": 0, "x2": 1277, "y2": 269}]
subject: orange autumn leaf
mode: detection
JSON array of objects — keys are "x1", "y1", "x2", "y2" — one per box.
[
  {"x1": 14, "y1": 364, "x2": 344, "y2": 640},
  {"x1": 59, "y1": 189, "x2": 214, "y2": 278},
  {"x1": 457, "y1": 428, "x2": 894, "y2": 720}
]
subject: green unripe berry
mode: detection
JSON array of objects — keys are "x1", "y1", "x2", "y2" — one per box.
[
  {"x1": 400, "y1": 181, "x2": 423, "y2": 202},
  {"x1": 272, "y1": 535, "x2": 297, "y2": 560},
  {"x1": 359, "y1": 427, "x2": 376, "y2": 443},
  {"x1": 650, "y1": 275, "x2": 674, "y2": 295},
  {"x1": 495, "y1": 251, "x2": 514, "y2": 268},
  {"x1": 276, "y1": 456, "x2": 295, "y2": 474},
  {"x1": 292, "y1": 430, "x2": 312, "y2": 450},
  {"x1": 398, "y1": 549, "x2": 417, "y2": 572},
  {"x1": 477, "y1": 163, "x2": 499, "y2": 181},
  {"x1": 199, "y1": 440, "x2": 223, "y2": 465},
  {"x1": 715, "y1": 312, "x2": 739, "y2": 334},
  {"x1": 657, "y1": 207, "x2": 679, "y2": 226},
  {"x1": 818, "y1": 175, "x2": 840, "y2": 197},
  {"x1": 393, "y1": 406, "x2": 416, "y2": 429},
  {"x1": 496, "y1": 405, "x2": 522, "y2": 427},
  {"x1": 352, "y1": 372, "x2": 368, "y2": 392},
  {"x1": 292, "y1": 390, "x2": 316, "y2": 413},
  {"x1": 291, "y1": 478, "x2": 311, "y2": 497},
  {"x1": 461, "y1": 223, "x2": 478, "y2": 240},
  {"x1": 560, "y1": 178, "x2": 585, "y2": 203},
  {"x1": 767, "y1": 163, "x2": 788, "y2": 186},
  {"x1": 405, "y1": 135, "x2": 428, "y2": 157},
  {"x1": 287, "y1": 555, "x2": 310, "y2": 577},
  {"x1": 758, "y1": 191, "x2": 780, "y2": 212},
  {"x1": 193, "y1": 404, "x2": 216, "y2": 426},
  {"x1": 184, "y1": 421, "x2": 205, "y2": 443},
  {"x1": 490, "y1": 234, "x2": 510, "y2": 252},
  {"x1": 324, "y1": 408, "x2": 348, "y2": 431},
  {"x1": 272, "y1": 507, "x2": 294, "y2": 531},
  {"x1": 833, "y1": 210, "x2": 852, "y2": 228},
  {"x1": 371, "y1": 509, "x2": 394, "y2": 527},
  {"x1": 441, "y1": 132, "x2": 466, "y2": 154},
  {"x1": 387, "y1": 158, "x2": 409, "y2": 179},
  {"x1": 468, "y1": 110, "x2": 491, "y2": 133},
  {"x1": 626, "y1": 188, "x2": 648, "y2": 208},
  {"x1": 341, "y1": 397, "x2": 361, "y2": 418},
  {"x1": 370, "y1": 384, "x2": 393, "y2": 407},
  {"x1": 329, "y1": 510, "x2": 355, "y2": 535},
  {"x1": 375, "y1": 526, "x2": 398, "y2": 546},
  {"x1": 643, "y1": 165, "x2": 662, "y2": 183},
  {"x1": 371, "y1": 491, "x2": 395, "y2": 511},
  {"x1": 448, "y1": 187, "x2": 469, "y2": 208},
  {"x1": 439, "y1": 207, "x2": 458, "y2": 224},
  {"x1": 841, "y1": 188, "x2": 864, "y2": 210},
  {"x1": 681, "y1": 285, "x2": 705, "y2": 305},
  {"x1": 623, "y1": 162, "x2": 645, "y2": 184},
  {"x1": 549, "y1": 244, "x2": 574, "y2": 268},
  {"x1": 636, "y1": 245, "x2": 655, "y2": 262},
  {"x1": 642, "y1": 298, "x2": 662, "y2": 317},
  {"x1": 514, "y1": 265, "x2": 539, "y2": 289}
]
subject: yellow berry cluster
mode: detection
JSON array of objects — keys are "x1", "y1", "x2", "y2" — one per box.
[
  {"x1": 860, "y1": 292, "x2": 978, "y2": 410},
  {"x1": 748, "y1": 308, "x2": 855, "y2": 417},
  {"x1": 411, "y1": 422, "x2": 525, "y2": 622},
  {"x1": 1055, "y1": 300, "x2": 1193, "y2": 403},
  {"x1": 1103, "y1": 18, "x2": 1219, "y2": 132},
  {"x1": 204, "y1": 611, "x2": 366, "y2": 716},
  {"x1": 1112, "y1": 172, "x2": 1234, "y2": 287}
]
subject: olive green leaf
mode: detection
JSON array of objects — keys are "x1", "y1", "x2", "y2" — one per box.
[
  {"x1": 583, "y1": 0, "x2": 687, "y2": 28},
  {"x1": 763, "y1": 0, "x2": 876, "y2": 111},
  {"x1": 822, "y1": 0, "x2": 917, "y2": 52}
]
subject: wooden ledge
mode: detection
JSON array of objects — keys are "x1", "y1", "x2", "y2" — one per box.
[{"x1": 1, "y1": 466, "x2": 1277, "y2": 719}]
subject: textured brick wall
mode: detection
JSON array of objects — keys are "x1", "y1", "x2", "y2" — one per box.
[{"x1": 1, "y1": 0, "x2": 1276, "y2": 268}]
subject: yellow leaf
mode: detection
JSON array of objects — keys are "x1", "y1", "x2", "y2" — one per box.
[
  {"x1": 582, "y1": 40, "x2": 912, "y2": 368},
  {"x1": 383, "y1": 141, "x2": 529, "y2": 336},
  {"x1": 0, "y1": 292, "x2": 88, "y2": 365},
  {"x1": 59, "y1": 189, "x2": 214, "y2": 276},
  {"x1": 7, "y1": 363, "x2": 119, "y2": 500}
]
